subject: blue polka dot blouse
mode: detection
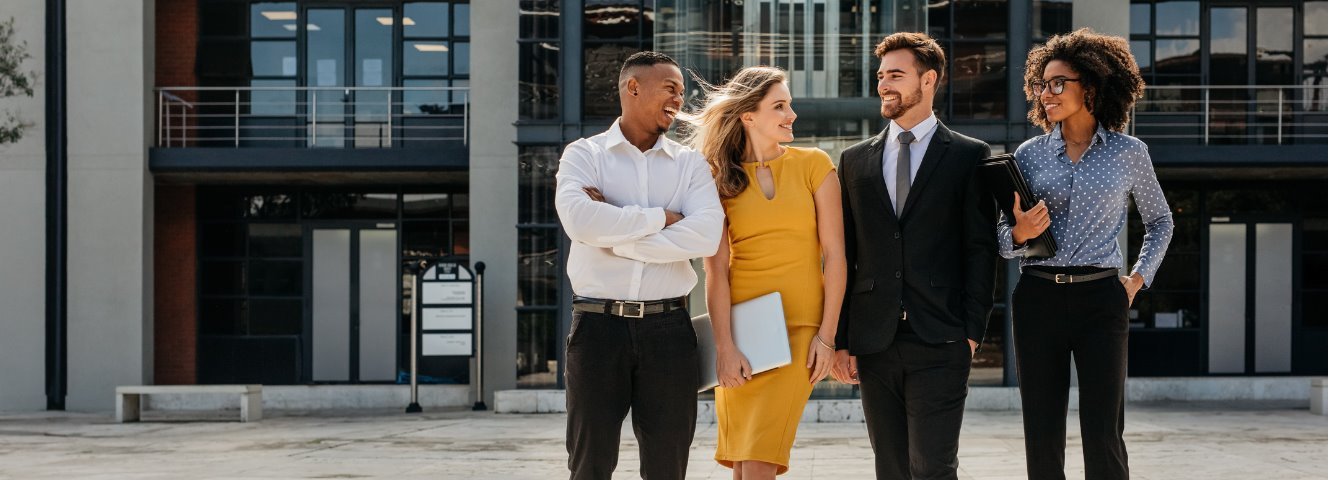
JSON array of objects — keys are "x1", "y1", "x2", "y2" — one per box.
[{"x1": 996, "y1": 123, "x2": 1175, "y2": 287}]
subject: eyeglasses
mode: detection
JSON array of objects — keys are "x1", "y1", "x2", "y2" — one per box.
[{"x1": 1028, "y1": 77, "x2": 1081, "y2": 95}]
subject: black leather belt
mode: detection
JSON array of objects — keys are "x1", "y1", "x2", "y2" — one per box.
[
  {"x1": 1024, "y1": 267, "x2": 1118, "y2": 284},
  {"x1": 571, "y1": 296, "x2": 688, "y2": 318}
]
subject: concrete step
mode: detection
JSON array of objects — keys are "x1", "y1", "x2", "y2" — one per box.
[{"x1": 141, "y1": 385, "x2": 470, "y2": 411}]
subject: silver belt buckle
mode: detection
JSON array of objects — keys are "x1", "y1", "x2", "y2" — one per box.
[
  {"x1": 1054, "y1": 273, "x2": 1071, "y2": 284},
  {"x1": 616, "y1": 301, "x2": 646, "y2": 318}
]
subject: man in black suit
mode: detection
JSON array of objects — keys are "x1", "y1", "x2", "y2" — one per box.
[{"x1": 830, "y1": 32, "x2": 997, "y2": 480}]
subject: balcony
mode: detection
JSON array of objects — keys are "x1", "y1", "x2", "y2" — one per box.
[
  {"x1": 1129, "y1": 85, "x2": 1327, "y2": 166},
  {"x1": 151, "y1": 86, "x2": 469, "y2": 172}
]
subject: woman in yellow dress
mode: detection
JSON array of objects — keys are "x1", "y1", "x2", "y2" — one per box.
[{"x1": 682, "y1": 66, "x2": 846, "y2": 478}]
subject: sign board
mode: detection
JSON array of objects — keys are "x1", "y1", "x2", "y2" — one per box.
[{"x1": 416, "y1": 260, "x2": 475, "y2": 358}]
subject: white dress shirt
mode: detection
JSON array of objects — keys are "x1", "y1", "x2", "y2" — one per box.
[
  {"x1": 881, "y1": 114, "x2": 940, "y2": 211},
  {"x1": 554, "y1": 119, "x2": 725, "y2": 301}
]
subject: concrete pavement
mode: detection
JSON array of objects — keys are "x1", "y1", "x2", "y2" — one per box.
[{"x1": 0, "y1": 402, "x2": 1323, "y2": 479}]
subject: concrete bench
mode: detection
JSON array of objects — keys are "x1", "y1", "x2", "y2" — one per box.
[
  {"x1": 1313, "y1": 379, "x2": 1327, "y2": 416},
  {"x1": 116, "y1": 385, "x2": 262, "y2": 423}
]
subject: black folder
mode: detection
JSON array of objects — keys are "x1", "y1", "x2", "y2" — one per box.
[{"x1": 977, "y1": 153, "x2": 1057, "y2": 259}]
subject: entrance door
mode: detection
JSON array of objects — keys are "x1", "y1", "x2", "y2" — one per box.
[
  {"x1": 1207, "y1": 216, "x2": 1296, "y2": 374},
  {"x1": 307, "y1": 224, "x2": 399, "y2": 382}
]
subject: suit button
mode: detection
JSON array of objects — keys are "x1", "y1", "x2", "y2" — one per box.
[
  {"x1": 895, "y1": 271, "x2": 902, "y2": 279},
  {"x1": 894, "y1": 233, "x2": 901, "y2": 239}
]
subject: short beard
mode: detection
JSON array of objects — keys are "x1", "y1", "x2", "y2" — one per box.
[{"x1": 880, "y1": 86, "x2": 923, "y2": 119}]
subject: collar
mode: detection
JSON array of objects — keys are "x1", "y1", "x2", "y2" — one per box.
[
  {"x1": 887, "y1": 114, "x2": 939, "y2": 145},
  {"x1": 607, "y1": 118, "x2": 679, "y2": 159},
  {"x1": 1051, "y1": 122, "x2": 1109, "y2": 147}
]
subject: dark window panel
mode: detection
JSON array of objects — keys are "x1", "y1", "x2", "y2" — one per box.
[
  {"x1": 200, "y1": 222, "x2": 246, "y2": 257},
  {"x1": 583, "y1": 42, "x2": 640, "y2": 119},
  {"x1": 199, "y1": 298, "x2": 245, "y2": 336},
  {"x1": 1206, "y1": 188, "x2": 1296, "y2": 214},
  {"x1": 1304, "y1": 218, "x2": 1328, "y2": 252},
  {"x1": 519, "y1": 0, "x2": 560, "y2": 40},
  {"x1": 247, "y1": 260, "x2": 303, "y2": 296},
  {"x1": 250, "y1": 2, "x2": 297, "y2": 38},
  {"x1": 1131, "y1": 40, "x2": 1152, "y2": 74},
  {"x1": 519, "y1": 41, "x2": 560, "y2": 119},
  {"x1": 953, "y1": 0, "x2": 1008, "y2": 40},
  {"x1": 1032, "y1": 0, "x2": 1072, "y2": 39},
  {"x1": 201, "y1": 260, "x2": 245, "y2": 295},
  {"x1": 585, "y1": 1, "x2": 643, "y2": 40},
  {"x1": 404, "y1": 2, "x2": 450, "y2": 38},
  {"x1": 249, "y1": 223, "x2": 302, "y2": 258},
  {"x1": 453, "y1": 220, "x2": 470, "y2": 255},
  {"x1": 197, "y1": 38, "x2": 249, "y2": 77},
  {"x1": 1303, "y1": 39, "x2": 1328, "y2": 102},
  {"x1": 518, "y1": 228, "x2": 562, "y2": 307},
  {"x1": 1148, "y1": 253, "x2": 1200, "y2": 291},
  {"x1": 1209, "y1": 8, "x2": 1247, "y2": 86},
  {"x1": 403, "y1": 193, "x2": 452, "y2": 218},
  {"x1": 927, "y1": 0, "x2": 950, "y2": 40},
  {"x1": 1155, "y1": 1, "x2": 1199, "y2": 36},
  {"x1": 248, "y1": 299, "x2": 303, "y2": 335},
  {"x1": 950, "y1": 42, "x2": 1007, "y2": 119},
  {"x1": 1256, "y1": 8, "x2": 1295, "y2": 85},
  {"x1": 403, "y1": 79, "x2": 451, "y2": 116},
  {"x1": 1304, "y1": 290, "x2": 1328, "y2": 327},
  {"x1": 519, "y1": 146, "x2": 560, "y2": 225},
  {"x1": 837, "y1": 1, "x2": 865, "y2": 97},
  {"x1": 403, "y1": 221, "x2": 451, "y2": 258},
  {"x1": 200, "y1": 1, "x2": 246, "y2": 37},
  {"x1": 516, "y1": 310, "x2": 560, "y2": 388},
  {"x1": 1155, "y1": 39, "x2": 1200, "y2": 75},
  {"x1": 302, "y1": 193, "x2": 397, "y2": 219},
  {"x1": 1135, "y1": 291, "x2": 1201, "y2": 328}
]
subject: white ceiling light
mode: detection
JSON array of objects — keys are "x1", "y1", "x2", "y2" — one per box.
[
  {"x1": 377, "y1": 17, "x2": 416, "y2": 26},
  {"x1": 285, "y1": 23, "x2": 321, "y2": 31},
  {"x1": 413, "y1": 43, "x2": 449, "y2": 52},
  {"x1": 261, "y1": 11, "x2": 297, "y2": 21}
]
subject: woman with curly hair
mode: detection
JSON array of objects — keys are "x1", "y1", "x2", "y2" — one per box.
[
  {"x1": 999, "y1": 28, "x2": 1174, "y2": 480},
  {"x1": 682, "y1": 66, "x2": 846, "y2": 479}
]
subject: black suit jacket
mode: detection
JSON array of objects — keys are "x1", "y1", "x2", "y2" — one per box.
[{"x1": 835, "y1": 122, "x2": 998, "y2": 356}]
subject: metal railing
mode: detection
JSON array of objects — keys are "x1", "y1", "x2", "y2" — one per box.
[
  {"x1": 155, "y1": 86, "x2": 469, "y2": 148},
  {"x1": 1130, "y1": 85, "x2": 1327, "y2": 145}
]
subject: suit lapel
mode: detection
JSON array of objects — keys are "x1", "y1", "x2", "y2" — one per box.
[
  {"x1": 862, "y1": 128, "x2": 897, "y2": 219},
  {"x1": 900, "y1": 122, "x2": 952, "y2": 219}
]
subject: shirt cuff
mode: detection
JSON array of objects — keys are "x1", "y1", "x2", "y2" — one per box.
[{"x1": 646, "y1": 207, "x2": 667, "y2": 233}]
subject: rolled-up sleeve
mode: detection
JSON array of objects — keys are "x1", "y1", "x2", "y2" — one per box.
[
  {"x1": 555, "y1": 141, "x2": 666, "y2": 248},
  {"x1": 611, "y1": 153, "x2": 725, "y2": 263},
  {"x1": 995, "y1": 211, "x2": 1030, "y2": 259},
  {"x1": 1127, "y1": 144, "x2": 1174, "y2": 287}
]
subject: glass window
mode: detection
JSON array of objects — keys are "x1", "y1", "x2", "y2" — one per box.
[
  {"x1": 520, "y1": 0, "x2": 559, "y2": 39},
  {"x1": 454, "y1": 3, "x2": 470, "y2": 36},
  {"x1": 1303, "y1": 39, "x2": 1328, "y2": 109},
  {"x1": 250, "y1": 2, "x2": 297, "y2": 38},
  {"x1": 249, "y1": 224, "x2": 302, "y2": 257},
  {"x1": 1032, "y1": 0, "x2": 1073, "y2": 40},
  {"x1": 519, "y1": 42, "x2": 560, "y2": 119},
  {"x1": 302, "y1": 193, "x2": 398, "y2": 219},
  {"x1": 1257, "y1": 8, "x2": 1295, "y2": 85},
  {"x1": 250, "y1": 41, "x2": 296, "y2": 77},
  {"x1": 404, "y1": 2, "x2": 449, "y2": 37},
  {"x1": 248, "y1": 299, "x2": 303, "y2": 335},
  {"x1": 950, "y1": 43, "x2": 1007, "y2": 119},
  {"x1": 1155, "y1": 39, "x2": 1200, "y2": 75},
  {"x1": 518, "y1": 229, "x2": 562, "y2": 307},
  {"x1": 583, "y1": 42, "x2": 639, "y2": 119},
  {"x1": 201, "y1": 2, "x2": 246, "y2": 36},
  {"x1": 403, "y1": 193, "x2": 451, "y2": 218},
  {"x1": 1131, "y1": 3, "x2": 1151, "y2": 35},
  {"x1": 1131, "y1": 40, "x2": 1153, "y2": 72},
  {"x1": 953, "y1": 0, "x2": 1008, "y2": 40},
  {"x1": 585, "y1": 0, "x2": 644, "y2": 40},
  {"x1": 200, "y1": 299, "x2": 245, "y2": 336},
  {"x1": 1210, "y1": 8, "x2": 1247, "y2": 86},
  {"x1": 453, "y1": 42, "x2": 470, "y2": 75},
  {"x1": 519, "y1": 146, "x2": 561, "y2": 225},
  {"x1": 403, "y1": 221, "x2": 452, "y2": 258},
  {"x1": 1308, "y1": 1, "x2": 1328, "y2": 36},
  {"x1": 404, "y1": 41, "x2": 450, "y2": 76},
  {"x1": 1155, "y1": 1, "x2": 1199, "y2": 36},
  {"x1": 404, "y1": 79, "x2": 450, "y2": 115},
  {"x1": 250, "y1": 79, "x2": 297, "y2": 116}
]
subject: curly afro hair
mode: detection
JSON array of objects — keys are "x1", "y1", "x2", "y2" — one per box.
[{"x1": 1024, "y1": 28, "x2": 1144, "y2": 133}]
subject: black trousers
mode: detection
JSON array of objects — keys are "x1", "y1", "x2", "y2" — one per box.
[
  {"x1": 858, "y1": 328, "x2": 973, "y2": 480},
  {"x1": 1012, "y1": 268, "x2": 1130, "y2": 480},
  {"x1": 564, "y1": 308, "x2": 700, "y2": 480}
]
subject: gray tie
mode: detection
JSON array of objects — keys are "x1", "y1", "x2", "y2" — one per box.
[{"x1": 895, "y1": 131, "x2": 915, "y2": 217}]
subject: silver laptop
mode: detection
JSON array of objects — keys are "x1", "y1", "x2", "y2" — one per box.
[{"x1": 692, "y1": 292, "x2": 792, "y2": 392}]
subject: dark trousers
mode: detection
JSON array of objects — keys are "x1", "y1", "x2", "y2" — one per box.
[
  {"x1": 564, "y1": 308, "x2": 700, "y2": 480},
  {"x1": 1012, "y1": 269, "x2": 1130, "y2": 480},
  {"x1": 858, "y1": 328, "x2": 973, "y2": 480}
]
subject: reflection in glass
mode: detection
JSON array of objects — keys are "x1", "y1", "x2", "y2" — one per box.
[
  {"x1": 1032, "y1": 0, "x2": 1073, "y2": 39},
  {"x1": 1130, "y1": 40, "x2": 1152, "y2": 72},
  {"x1": 250, "y1": 41, "x2": 296, "y2": 77},
  {"x1": 517, "y1": 310, "x2": 560, "y2": 388},
  {"x1": 250, "y1": 79, "x2": 296, "y2": 116},
  {"x1": 405, "y1": 41, "x2": 450, "y2": 76},
  {"x1": 519, "y1": 42, "x2": 559, "y2": 119},
  {"x1": 1155, "y1": 39, "x2": 1200, "y2": 75},
  {"x1": 454, "y1": 4, "x2": 470, "y2": 36},
  {"x1": 519, "y1": 0, "x2": 559, "y2": 39},
  {"x1": 355, "y1": 9, "x2": 393, "y2": 129},
  {"x1": 584, "y1": 42, "x2": 638, "y2": 119},
  {"x1": 251, "y1": 2, "x2": 297, "y2": 37},
  {"x1": 1303, "y1": 39, "x2": 1327, "y2": 111},
  {"x1": 453, "y1": 42, "x2": 470, "y2": 75},
  {"x1": 1130, "y1": 3, "x2": 1151, "y2": 35},
  {"x1": 249, "y1": 223, "x2": 302, "y2": 257},
  {"x1": 404, "y1": 79, "x2": 449, "y2": 115},
  {"x1": 302, "y1": 193, "x2": 398, "y2": 219},
  {"x1": 1155, "y1": 1, "x2": 1199, "y2": 36},
  {"x1": 404, "y1": 2, "x2": 449, "y2": 37},
  {"x1": 951, "y1": 43, "x2": 1007, "y2": 119},
  {"x1": 519, "y1": 146, "x2": 561, "y2": 225},
  {"x1": 1308, "y1": 1, "x2": 1328, "y2": 36},
  {"x1": 403, "y1": 221, "x2": 451, "y2": 258},
  {"x1": 403, "y1": 194, "x2": 451, "y2": 218},
  {"x1": 1256, "y1": 8, "x2": 1294, "y2": 85},
  {"x1": 307, "y1": 9, "x2": 346, "y2": 146},
  {"x1": 518, "y1": 228, "x2": 561, "y2": 307},
  {"x1": 1209, "y1": 8, "x2": 1247, "y2": 86},
  {"x1": 585, "y1": 1, "x2": 643, "y2": 40},
  {"x1": 954, "y1": 0, "x2": 1009, "y2": 40}
]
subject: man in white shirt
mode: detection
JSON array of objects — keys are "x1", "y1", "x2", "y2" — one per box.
[{"x1": 554, "y1": 51, "x2": 724, "y2": 480}]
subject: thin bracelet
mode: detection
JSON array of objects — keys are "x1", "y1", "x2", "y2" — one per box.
[{"x1": 814, "y1": 335, "x2": 835, "y2": 351}]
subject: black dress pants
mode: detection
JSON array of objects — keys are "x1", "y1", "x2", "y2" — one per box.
[
  {"x1": 1012, "y1": 268, "x2": 1131, "y2": 480},
  {"x1": 857, "y1": 326, "x2": 973, "y2": 480},
  {"x1": 564, "y1": 308, "x2": 700, "y2": 480}
]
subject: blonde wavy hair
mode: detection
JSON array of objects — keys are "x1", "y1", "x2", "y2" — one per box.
[{"x1": 678, "y1": 66, "x2": 789, "y2": 200}]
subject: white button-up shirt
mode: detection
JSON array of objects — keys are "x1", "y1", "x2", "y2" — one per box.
[
  {"x1": 554, "y1": 120, "x2": 725, "y2": 301},
  {"x1": 881, "y1": 114, "x2": 940, "y2": 211}
]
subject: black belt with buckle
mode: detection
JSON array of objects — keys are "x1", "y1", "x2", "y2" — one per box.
[
  {"x1": 571, "y1": 296, "x2": 688, "y2": 318},
  {"x1": 1024, "y1": 266, "x2": 1119, "y2": 284}
]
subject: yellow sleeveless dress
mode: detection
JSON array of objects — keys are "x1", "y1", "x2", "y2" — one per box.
[{"x1": 714, "y1": 146, "x2": 836, "y2": 474}]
